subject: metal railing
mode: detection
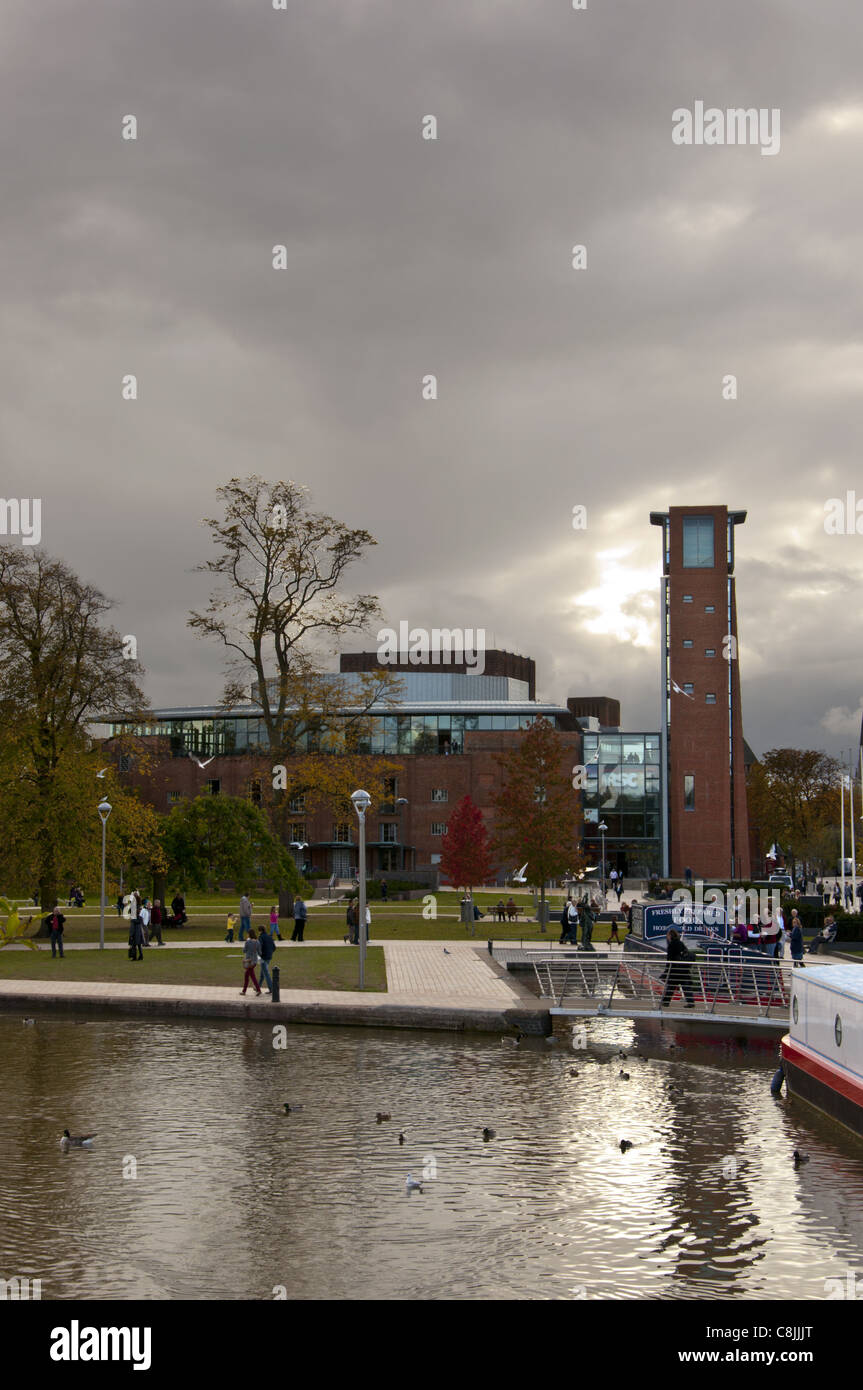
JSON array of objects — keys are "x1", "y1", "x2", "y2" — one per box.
[{"x1": 532, "y1": 951, "x2": 792, "y2": 1017}]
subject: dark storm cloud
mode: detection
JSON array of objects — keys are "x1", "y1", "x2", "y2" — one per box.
[{"x1": 1, "y1": 0, "x2": 861, "y2": 757}]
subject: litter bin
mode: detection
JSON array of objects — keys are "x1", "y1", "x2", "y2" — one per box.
[{"x1": 272, "y1": 966, "x2": 280, "y2": 1002}]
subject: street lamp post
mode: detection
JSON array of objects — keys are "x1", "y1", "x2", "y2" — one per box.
[
  {"x1": 97, "y1": 799, "x2": 112, "y2": 951},
  {"x1": 598, "y1": 822, "x2": 608, "y2": 906},
  {"x1": 395, "y1": 797, "x2": 408, "y2": 872},
  {"x1": 351, "y1": 789, "x2": 371, "y2": 990}
]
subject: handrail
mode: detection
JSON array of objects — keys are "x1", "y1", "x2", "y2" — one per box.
[{"x1": 531, "y1": 952, "x2": 792, "y2": 1017}]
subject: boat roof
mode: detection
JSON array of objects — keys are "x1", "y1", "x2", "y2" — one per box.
[{"x1": 800, "y1": 964, "x2": 863, "y2": 1003}]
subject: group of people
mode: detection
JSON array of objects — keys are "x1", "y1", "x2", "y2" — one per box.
[
  {"x1": 123, "y1": 892, "x2": 167, "y2": 958},
  {"x1": 343, "y1": 898, "x2": 372, "y2": 944},
  {"x1": 227, "y1": 895, "x2": 308, "y2": 944},
  {"x1": 66, "y1": 884, "x2": 85, "y2": 908},
  {"x1": 728, "y1": 909, "x2": 838, "y2": 966},
  {"x1": 557, "y1": 896, "x2": 609, "y2": 950},
  {"x1": 493, "y1": 898, "x2": 519, "y2": 922}
]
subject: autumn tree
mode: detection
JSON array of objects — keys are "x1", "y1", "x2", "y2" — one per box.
[
  {"x1": 492, "y1": 717, "x2": 584, "y2": 930},
  {"x1": 0, "y1": 549, "x2": 146, "y2": 910},
  {"x1": 747, "y1": 749, "x2": 843, "y2": 876},
  {"x1": 188, "y1": 477, "x2": 403, "y2": 907},
  {"x1": 439, "y1": 796, "x2": 493, "y2": 921}
]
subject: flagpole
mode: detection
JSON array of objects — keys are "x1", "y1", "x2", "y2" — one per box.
[
  {"x1": 851, "y1": 773, "x2": 858, "y2": 918},
  {"x1": 840, "y1": 775, "x2": 847, "y2": 910}
]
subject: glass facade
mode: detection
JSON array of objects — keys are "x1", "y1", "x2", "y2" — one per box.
[
  {"x1": 682, "y1": 515, "x2": 715, "y2": 568},
  {"x1": 110, "y1": 710, "x2": 550, "y2": 757},
  {"x1": 581, "y1": 732, "x2": 662, "y2": 877}
]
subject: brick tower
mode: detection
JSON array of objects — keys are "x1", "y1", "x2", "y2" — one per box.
[{"x1": 650, "y1": 506, "x2": 751, "y2": 880}]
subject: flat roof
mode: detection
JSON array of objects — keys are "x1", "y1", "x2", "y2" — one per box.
[{"x1": 108, "y1": 702, "x2": 569, "y2": 720}]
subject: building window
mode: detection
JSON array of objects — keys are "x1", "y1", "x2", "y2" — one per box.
[
  {"x1": 683, "y1": 683, "x2": 694, "y2": 695},
  {"x1": 705, "y1": 648, "x2": 715, "y2": 657},
  {"x1": 288, "y1": 794, "x2": 306, "y2": 813},
  {"x1": 705, "y1": 693, "x2": 717, "y2": 704},
  {"x1": 430, "y1": 853, "x2": 442, "y2": 865},
  {"x1": 118, "y1": 754, "x2": 131, "y2": 773},
  {"x1": 379, "y1": 848, "x2": 399, "y2": 870},
  {"x1": 381, "y1": 823, "x2": 398, "y2": 843},
  {"x1": 289, "y1": 823, "x2": 306, "y2": 843},
  {"x1": 431, "y1": 822, "x2": 448, "y2": 836},
  {"x1": 682, "y1": 639, "x2": 693, "y2": 648},
  {"x1": 249, "y1": 778, "x2": 262, "y2": 807},
  {"x1": 705, "y1": 604, "x2": 715, "y2": 613},
  {"x1": 332, "y1": 823, "x2": 351, "y2": 843},
  {"x1": 682, "y1": 515, "x2": 715, "y2": 568},
  {"x1": 168, "y1": 791, "x2": 182, "y2": 805},
  {"x1": 381, "y1": 777, "x2": 397, "y2": 813},
  {"x1": 684, "y1": 775, "x2": 695, "y2": 810},
  {"x1": 682, "y1": 595, "x2": 693, "y2": 603},
  {"x1": 430, "y1": 788, "x2": 448, "y2": 802}
]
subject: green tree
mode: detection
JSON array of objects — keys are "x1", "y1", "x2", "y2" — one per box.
[
  {"x1": 747, "y1": 749, "x2": 842, "y2": 877},
  {"x1": 0, "y1": 548, "x2": 145, "y2": 910},
  {"x1": 492, "y1": 717, "x2": 584, "y2": 931},
  {"x1": 161, "y1": 795, "x2": 304, "y2": 895}
]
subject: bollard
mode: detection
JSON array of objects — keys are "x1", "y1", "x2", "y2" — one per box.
[{"x1": 271, "y1": 966, "x2": 280, "y2": 1002}]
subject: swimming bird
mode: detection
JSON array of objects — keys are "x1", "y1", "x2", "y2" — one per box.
[
  {"x1": 22, "y1": 1018, "x2": 35, "y2": 1026},
  {"x1": 500, "y1": 1035, "x2": 520, "y2": 1048},
  {"x1": 376, "y1": 1112, "x2": 391, "y2": 1123},
  {"x1": 61, "y1": 1129, "x2": 96, "y2": 1148},
  {"x1": 398, "y1": 1132, "x2": 405, "y2": 1145},
  {"x1": 482, "y1": 1127, "x2": 496, "y2": 1141},
  {"x1": 619, "y1": 1071, "x2": 630, "y2": 1080},
  {"x1": 793, "y1": 1150, "x2": 809, "y2": 1167},
  {"x1": 544, "y1": 1036, "x2": 557, "y2": 1045},
  {"x1": 618, "y1": 1051, "x2": 628, "y2": 1060},
  {"x1": 283, "y1": 1103, "x2": 304, "y2": 1114},
  {"x1": 619, "y1": 1140, "x2": 634, "y2": 1153},
  {"x1": 569, "y1": 1069, "x2": 579, "y2": 1078},
  {"x1": 406, "y1": 1173, "x2": 423, "y2": 1194}
]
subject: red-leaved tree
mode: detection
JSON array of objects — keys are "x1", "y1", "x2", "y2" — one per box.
[{"x1": 439, "y1": 795, "x2": 493, "y2": 921}]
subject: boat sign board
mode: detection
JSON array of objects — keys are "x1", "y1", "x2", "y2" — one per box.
[{"x1": 629, "y1": 902, "x2": 730, "y2": 945}]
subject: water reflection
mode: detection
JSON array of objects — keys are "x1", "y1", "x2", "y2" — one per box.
[{"x1": 0, "y1": 1012, "x2": 861, "y2": 1300}]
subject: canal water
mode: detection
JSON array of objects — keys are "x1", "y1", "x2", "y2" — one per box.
[{"x1": 1, "y1": 1012, "x2": 862, "y2": 1300}]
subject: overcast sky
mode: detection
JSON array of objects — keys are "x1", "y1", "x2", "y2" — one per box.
[{"x1": 3, "y1": 0, "x2": 863, "y2": 764}]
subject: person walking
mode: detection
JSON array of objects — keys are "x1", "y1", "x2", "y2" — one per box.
[
  {"x1": 345, "y1": 898, "x2": 357, "y2": 945},
  {"x1": 844, "y1": 882, "x2": 853, "y2": 909},
  {"x1": 269, "y1": 904, "x2": 281, "y2": 940},
  {"x1": 364, "y1": 903, "x2": 372, "y2": 942},
  {"x1": 239, "y1": 893, "x2": 253, "y2": 942},
  {"x1": 45, "y1": 905, "x2": 66, "y2": 959},
  {"x1": 150, "y1": 900, "x2": 164, "y2": 945},
  {"x1": 579, "y1": 898, "x2": 596, "y2": 952},
  {"x1": 291, "y1": 895, "x2": 307, "y2": 942},
  {"x1": 609, "y1": 869, "x2": 618, "y2": 899},
  {"x1": 684, "y1": 866, "x2": 693, "y2": 887},
  {"x1": 139, "y1": 899, "x2": 151, "y2": 947},
  {"x1": 790, "y1": 914, "x2": 805, "y2": 967},
  {"x1": 128, "y1": 912, "x2": 144, "y2": 961},
  {"x1": 116, "y1": 892, "x2": 124, "y2": 918},
  {"x1": 240, "y1": 929, "x2": 262, "y2": 995},
  {"x1": 258, "y1": 925, "x2": 276, "y2": 992},
  {"x1": 660, "y1": 929, "x2": 695, "y2": 1007},
  {"x1": 380, "y1": 879, "x2": 388, "y2": 902}
]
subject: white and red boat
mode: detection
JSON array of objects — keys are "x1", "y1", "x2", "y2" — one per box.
[{"x1": 781, "y1": 964, "x2": 863, "y2": 1138}]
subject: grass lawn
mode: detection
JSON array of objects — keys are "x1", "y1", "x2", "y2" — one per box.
[
  {"x1": 0, "y1": 945, "x2": 387, "y2": 993},
  {"x1": 17, "y1": 910, "x2": 628, "y2": 946}
]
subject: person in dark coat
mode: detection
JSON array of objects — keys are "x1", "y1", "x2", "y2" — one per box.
[
  {"x1": 660, "y1": 929, "x2": 695, "y2": 1007},
  {"x1": 579, "y1": 899, "x2": 596, "y2": 951},
  {"x1": 116, "y1": 892, "x2": 125, "y2": 918},
  {"x1": 291, "y1": 896, "x2": 307, "y2": 942},
  {"x1": 44, "y1": 906, "x2": 65, "y2": 958},
  {"x1": 128, "y1": 913, "x2": 144, "y2": 961},
  {"x1": 345, "y1": 899, "x2": 357, "y2": 945},
  {"x1": 258, "y1": 926, "x2": 276, "y2": 992},
  {"x1": 790, "y1": 916, "x2": 805, "y2": 966},
  {"x1": 149, "y1": 900, "x2": 164, "y2": 946}
]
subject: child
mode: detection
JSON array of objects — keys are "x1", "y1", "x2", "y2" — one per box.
[
  {"x1": 269, "y1": 905, "x2": 281, "y2": 940},
  {"x1": 225, "y1": 912, "x2": 238, "y2": 943}
]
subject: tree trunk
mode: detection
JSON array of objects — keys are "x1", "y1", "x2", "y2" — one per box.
[
  {"x1": 278, "y1": 888, "x2": 295, "y2": 923},
  {"x1": 153, "y1": 872, "x2": 167, "y2": 911}
]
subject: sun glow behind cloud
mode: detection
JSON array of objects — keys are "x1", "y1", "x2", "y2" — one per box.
[{"x1": 571, "y1": 550, "x2": 660, "y2": 649}]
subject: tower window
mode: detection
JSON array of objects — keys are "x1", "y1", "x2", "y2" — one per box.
[
  {"x1": 683, "y1": 683, "x2": 694, "y2": 695},
  {"x1": 683, "y1": 639, "x2": 693, "y2": 648},
  {"x1": 682, "y1": 516, "x2": 715, "y2": 568},
  {"x1": 706, "y1": 693, "x2": 717, "y2": 704},
  {"x1": 684, "y1": 775, "x2": 695, "y2": 810},
  {"x1": 705, "y1": 648, "x2": 715, "y2": 657},
  {"x1": 705, "y1": 604, "x2": 715, "y2": 613},
  {"x1": 683, "y1": 595, "x2": 693, "y2": 603}
]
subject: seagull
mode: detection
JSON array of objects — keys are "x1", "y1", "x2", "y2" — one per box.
[
  {"x1": 512, "y1": 863, "x2": 529, "y2": 884},
  {"x1": 95, "y1": 767, "x2": 110, "y2": 778},
  {"x1": 406, "y1": 1173, "x2": 423, "y2": 1194},
  {"x1": 192, "y1": 756, "x2": 216, "y2": 769},
  {"x1": 793, "y1": 1150, "x2": 809, "y2": 1167},
  {"x1": 671, "y1": 680, "x2": 695, "y2": 700},
  {"x1": 376, "y1": 1112, "x2": 391, "y2": 1123},
  {"x1": 482, "y1": 1127, "x2": 496, "y2": 1141},
  {"x1": 619, "y1": 1140, "x2": 634, "y2": 1153},
  {"x1": 61, "y1": 1129, "x2": 96, "y2": 1148}
]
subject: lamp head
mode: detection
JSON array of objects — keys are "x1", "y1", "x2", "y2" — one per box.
[
  {"x1": 98, "y1": 799, "x2": 112, "y2": 821},
  {"x1": 351, "y1": 789, "x2": 371, "y2": 815}
]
